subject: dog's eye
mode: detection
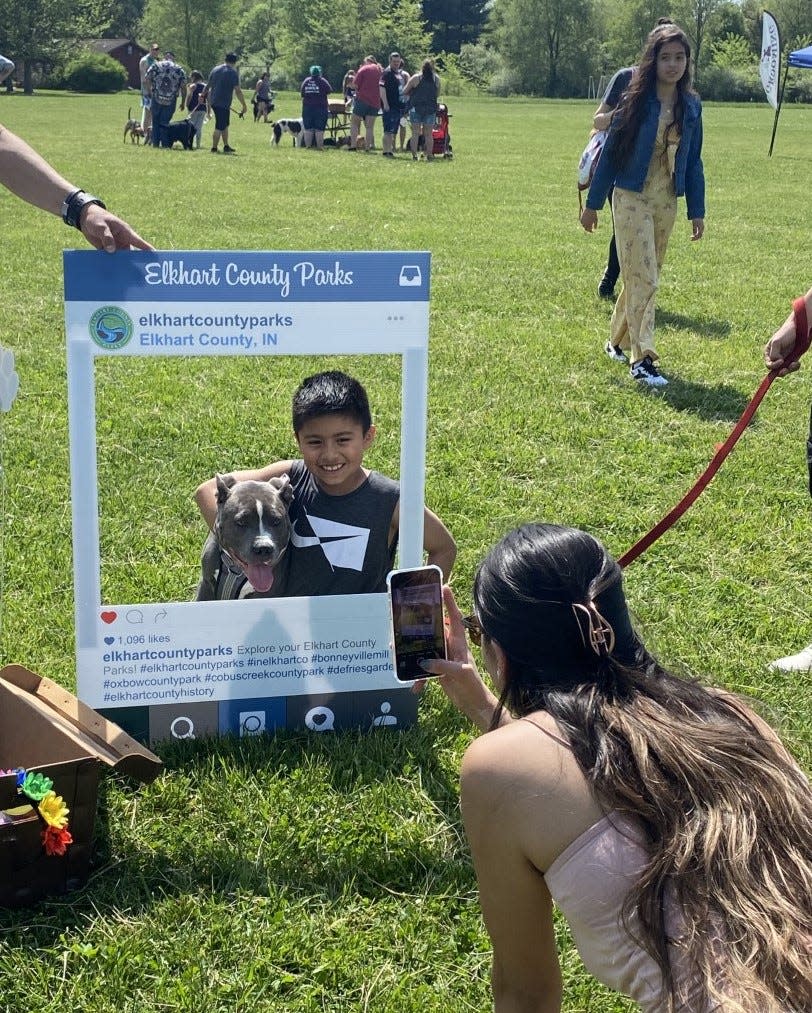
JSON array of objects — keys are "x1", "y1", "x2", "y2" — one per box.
[
  {"x1": 268, "y1": 516, "x2": 280, "y2": 527},
  {"x1": 234, "y1": 516, "x2": 249, "y2": 527}
]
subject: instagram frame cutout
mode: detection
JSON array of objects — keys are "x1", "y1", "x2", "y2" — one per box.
[{"x1": 64, "y1": 250, "x2": 430, "y2": 720}]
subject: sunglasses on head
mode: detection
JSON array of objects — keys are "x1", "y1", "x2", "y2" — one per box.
[{"x1": 461, "y1": 614, "x2": 482, "y2": 647}]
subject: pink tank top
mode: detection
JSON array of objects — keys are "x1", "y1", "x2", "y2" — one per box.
[{"x1": 523, "y1": 719, "x2": 712, "y2": 1011}]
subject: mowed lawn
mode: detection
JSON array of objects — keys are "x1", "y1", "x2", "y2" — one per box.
[{"x1": 0, "y1": 90, "x2": 809, "y2": 1012}]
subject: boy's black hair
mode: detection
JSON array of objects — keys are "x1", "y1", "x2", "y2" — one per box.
[{"x1": 291, "y1": 370, "x2": 372, "y2": 433}]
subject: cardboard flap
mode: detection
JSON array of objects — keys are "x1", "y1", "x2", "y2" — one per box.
[{"x1": 0, "y1": 665, "x2": 162, "y2": 783}]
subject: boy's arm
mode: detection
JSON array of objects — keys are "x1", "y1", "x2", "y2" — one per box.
[
  {"x1": 388, "y1": 504, "x2": 456, "y2": 579},
  {"x1": 194, "y1": 461, "x2": 294, "y2": 529},
  {"x1": 424, "y1": 507, "x2": 456, "y2": 579}
]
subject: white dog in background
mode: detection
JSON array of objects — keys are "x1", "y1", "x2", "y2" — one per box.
[{"x1": 271, "y1": 119, "x2": 305, "y2": 146}]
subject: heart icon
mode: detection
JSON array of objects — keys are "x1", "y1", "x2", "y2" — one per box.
[
  {"x1": 104, "y1": 636, "x2": 115, "y2": 645},
  {"x1": 100, "y1": 611, "x2": 117, "y2": 624}
]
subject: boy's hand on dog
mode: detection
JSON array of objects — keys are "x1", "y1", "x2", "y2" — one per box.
[
  {"x1": 580, "y1": 208, "x2": 598, "y2": 233},
  {"x1": 80, "y1": 204, "x2": 153, "y2": 253}
]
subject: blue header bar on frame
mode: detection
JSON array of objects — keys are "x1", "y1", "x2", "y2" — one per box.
[{"x1": 64, "y1": 250, "x2": 431, "y2": 303}]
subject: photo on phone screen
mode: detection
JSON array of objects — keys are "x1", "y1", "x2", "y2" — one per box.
[{"x1": 387, "y1": 565, "x2": 446, "y2": 681}]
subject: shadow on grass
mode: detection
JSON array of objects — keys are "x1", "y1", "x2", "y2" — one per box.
[
  {"x1": 0, "y1": 719, "x2": 470, "y2": 945},
  {"x1": 649, "y1": 374, "x2": 751, "y2": 422},
  {"x1": 657, "y1": 309, "x2": 732, "y2": 338}
]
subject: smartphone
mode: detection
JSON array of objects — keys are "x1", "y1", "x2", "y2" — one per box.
[{"x1": 387, "y1": 565, "x2": 446, "y2": 681}]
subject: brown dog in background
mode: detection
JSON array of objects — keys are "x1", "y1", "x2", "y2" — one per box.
[{"x1": 124, "y1": 108, "x2": 146, "y2": 144}]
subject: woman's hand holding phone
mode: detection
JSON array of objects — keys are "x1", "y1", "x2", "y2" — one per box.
[{"x1": 420, "y1": 587, "x2": 504, "y2": 732}]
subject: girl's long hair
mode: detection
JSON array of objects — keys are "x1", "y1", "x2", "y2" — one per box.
[
  {"x1": 474, "y1": 524, "x2": 812, "y2": 1013},
  {"x1": 611, "y1": 23, "x2": 696, "y2": 171}
]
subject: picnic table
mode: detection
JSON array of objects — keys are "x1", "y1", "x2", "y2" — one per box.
[{"x1": 325, "y1": 98, "x2": 351, "y2": 145}]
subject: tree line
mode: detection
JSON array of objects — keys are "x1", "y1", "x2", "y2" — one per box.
[{"x1": 0, "y1": 0, "x2": 810, "y2": 99}]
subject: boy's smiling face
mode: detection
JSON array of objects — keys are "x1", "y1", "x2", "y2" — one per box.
[{"x1": 295, "y1": 413, "x2": 375, "y2": 495}]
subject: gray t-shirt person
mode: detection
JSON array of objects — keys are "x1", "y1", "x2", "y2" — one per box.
[{"x1": 207, "y1": 62, "x2": 239, "y2": 108}]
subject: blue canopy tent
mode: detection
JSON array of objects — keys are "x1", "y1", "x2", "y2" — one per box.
[{"x1": 769, "y1": 44, "x2": 812, "y2": 156}]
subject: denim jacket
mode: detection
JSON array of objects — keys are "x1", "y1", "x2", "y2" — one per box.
[{"x1": 587, "y1": 91, "x2": 705, "y2": 220}]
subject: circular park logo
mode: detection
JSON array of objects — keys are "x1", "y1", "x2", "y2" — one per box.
[{"x1": 89, "y1": 307, "x2": 133, "y2": 350}]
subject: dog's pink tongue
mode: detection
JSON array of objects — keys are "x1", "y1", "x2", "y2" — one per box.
[{"x1": 245, "y1": 564, "x2": 274, "y2": 593}]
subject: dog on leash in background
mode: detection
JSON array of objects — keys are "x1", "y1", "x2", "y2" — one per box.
[
  {"x1": 164, "y1": 118, "x2": 197, "y2": 150},
  {"x1": 271, "y1": 118, "x2": 305, "y2": 146},
  {"x1": 123, "y1": 108, "x2": 146, "y2": 144}
]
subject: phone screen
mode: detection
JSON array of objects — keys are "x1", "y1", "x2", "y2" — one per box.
[{"x1": 387, "y1": 566, "x2": 445, "y2": 681}]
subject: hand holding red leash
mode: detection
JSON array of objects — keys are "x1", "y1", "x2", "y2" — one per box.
[
  {"x1": 765, "y1": 291, "x2": 812, "y2": 376},
  {"x1": 619, "y1": 294, "x2": 812, "y2": 569}
]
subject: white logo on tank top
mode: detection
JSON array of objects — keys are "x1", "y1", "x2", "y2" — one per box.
[{"x1": 291, "y1": 513, "x2": 370, "y2": 571}]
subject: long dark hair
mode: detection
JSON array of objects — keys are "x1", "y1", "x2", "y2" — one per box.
[
  {"x1": 474, "y1": 523, "x2": 812, "y2": 1012},
  {"x1": 611, "y1": 23, "x2": 696, "y2": 171}
]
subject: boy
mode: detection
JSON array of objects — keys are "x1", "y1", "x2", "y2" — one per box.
[{"x1": 194, "y1": 370, "x2": 456, "y2": 597}]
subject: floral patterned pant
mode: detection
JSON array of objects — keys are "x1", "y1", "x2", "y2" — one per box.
[{"x1": 609, "y1": 183, "x2": 677, "y2": 365}]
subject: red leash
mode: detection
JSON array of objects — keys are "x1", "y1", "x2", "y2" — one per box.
[{"x1": 619, "y1": 298, "x2": 811, "y2": 568}]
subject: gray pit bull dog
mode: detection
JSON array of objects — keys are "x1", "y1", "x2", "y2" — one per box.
[{"x1": 197, "y1": 473, "x2": 293, "y2": 600}]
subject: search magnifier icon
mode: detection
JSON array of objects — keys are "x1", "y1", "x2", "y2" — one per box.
[{"x1": 170, "y1": 715, "x2": 195, "y2": 739}]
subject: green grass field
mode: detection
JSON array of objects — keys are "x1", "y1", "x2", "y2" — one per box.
[{"x1": 0, "y1": 90, "x2": 810, "y2": 1012}]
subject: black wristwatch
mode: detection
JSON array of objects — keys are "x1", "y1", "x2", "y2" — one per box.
[{"x1": 61, "y1": 189, "x2": 107, "y2": 230}]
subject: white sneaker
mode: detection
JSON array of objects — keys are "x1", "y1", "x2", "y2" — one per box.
[
  {"x1": 604, "y1": 340, "x2": 628, "y2": 364},
  {"x1": 769, "y1": 644, "x2": 812, "y2": 672},
  {"x1": 630, "y1": 355, "x2": 668, "y2": 387}
]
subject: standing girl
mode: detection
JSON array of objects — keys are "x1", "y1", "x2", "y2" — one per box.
[
  {"x1": 186, "y1": 71, "x2": 207, "y2": 149},
  {"x1": 254, "y1": 71, "x2": 272, "y2": 122},
  {"x1": 404, "y1": 60, "x2": 441, "y2": 161},
  {"x1": 581, "y1": 24, "x2": 705, "y2": 387}
]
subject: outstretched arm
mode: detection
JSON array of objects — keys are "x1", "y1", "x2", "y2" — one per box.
[{"x1": 0, "y1": 125, "x2": 152, "y2": 252}]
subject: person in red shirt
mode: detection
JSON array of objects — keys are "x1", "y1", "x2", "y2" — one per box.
[{"x1": 348, "y1": 56, "x2": 382, "y2": 152}]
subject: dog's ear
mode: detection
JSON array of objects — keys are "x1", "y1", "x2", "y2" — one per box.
[
  {"x1": 215, "y1": 473, "x2": 237, "y2": 503},
  {"x1": 269, "y1": 473, "x2": 294, "y2": 504}
]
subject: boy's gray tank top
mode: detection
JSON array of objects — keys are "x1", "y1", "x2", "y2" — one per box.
[{"x1": 267, "y1": 459, "x2": 400, "y2": 597}]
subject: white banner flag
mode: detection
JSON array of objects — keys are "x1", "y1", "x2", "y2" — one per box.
[{"x1": 760, "y1": 11, "x2": 781, "y2": 110}]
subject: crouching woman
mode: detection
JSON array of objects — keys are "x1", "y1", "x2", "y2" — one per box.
[{"x1": 422, "y1": 523, "x2": 812, "y2": 1012}]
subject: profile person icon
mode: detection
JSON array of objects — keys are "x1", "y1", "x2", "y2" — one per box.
[{"x1": 372, "y1": 701, "x2": 397, "y2": 727}]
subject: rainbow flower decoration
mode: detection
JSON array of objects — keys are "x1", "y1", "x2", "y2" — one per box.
[
  {"x1": 21, "y1": 771, "x2": 53, "y2": 802},
  {"x1": 42, "y1": 825, "x2": 73, "y2": 856},
  {"x1": 0, "y1": 767, "x2": 72, "y2": 858},
  {"x1": 37, "y1": 791, "x2": 69, "y2": 829}
]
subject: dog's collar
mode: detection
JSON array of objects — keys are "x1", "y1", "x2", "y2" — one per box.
[{"x1": 218, "y1": 548, "x2": 245, "y2": 575}]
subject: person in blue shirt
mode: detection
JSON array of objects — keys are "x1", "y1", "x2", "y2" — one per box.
[{"x1": 581, "y1": 24, "x2": 705, "y2": 387}]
